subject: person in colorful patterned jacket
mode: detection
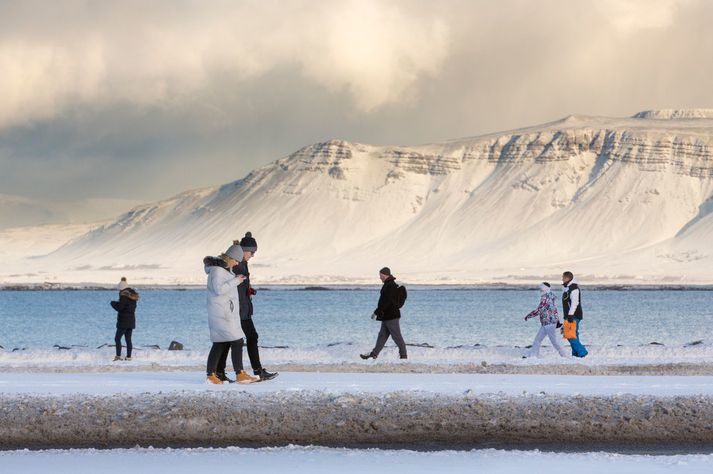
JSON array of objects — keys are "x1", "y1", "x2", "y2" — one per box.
[{"x1": 522, "y1": 282, "x2": 569, "y2": 358}]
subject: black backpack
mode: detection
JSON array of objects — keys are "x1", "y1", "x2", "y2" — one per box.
[{"x1": 396, "y1": 284, "x2": 407, "y2": 308}]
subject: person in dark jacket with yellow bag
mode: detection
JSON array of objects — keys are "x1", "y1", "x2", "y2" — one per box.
[
  {"x1": 360, "y1": 267, "x2": 407, "y2": 360},
  {"x1": 110, "y1": 277, "x2": 140, "y2": 361}
]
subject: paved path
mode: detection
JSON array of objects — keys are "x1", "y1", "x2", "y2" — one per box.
[{"x1": 2, "y1": 371, "x2": 713, "y2": 396}]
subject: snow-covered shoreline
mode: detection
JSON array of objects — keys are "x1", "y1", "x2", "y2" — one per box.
[{"x1": 3, "y1": 344, "x2": 713, "y2": 374}]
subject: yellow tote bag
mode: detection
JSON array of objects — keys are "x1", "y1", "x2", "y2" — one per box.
[{"x1": 562, "y1": 320, "x2": 577, "y2": 339}]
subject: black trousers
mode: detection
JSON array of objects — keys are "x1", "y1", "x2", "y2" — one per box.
[
  {"x1": 115, "y1": 328, "x2": 133, "y2": 357},
  {"x1": 217, "y1": 318, "x2": 262, "y2": 374},
  {"x1": 207, "y1": 339, "x2": 244, "y2": 375}
]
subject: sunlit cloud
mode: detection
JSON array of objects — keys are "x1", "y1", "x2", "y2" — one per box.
[
  {"x1": 0, "y1": 0, "x2": 449, "y2": 128},
  {"x1": 604, "y1": 0, "x2": 689, "y2": 33}
]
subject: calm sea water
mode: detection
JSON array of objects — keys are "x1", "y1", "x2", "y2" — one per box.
[{"x1": 1, "y1": 288, "x2": 712, "y2": 349}]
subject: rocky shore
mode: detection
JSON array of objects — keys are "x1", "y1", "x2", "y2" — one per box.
[{"x1": 2, "y1": 391, "x2": 712, "y2": 450}]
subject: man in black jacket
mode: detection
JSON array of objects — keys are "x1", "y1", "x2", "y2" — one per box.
[
  {"x1": 216, "y1": 232, "x2": 277, "y2": 382},
  {"x1": 360, "y1": 267, "x2": 407, "y2": 360}
]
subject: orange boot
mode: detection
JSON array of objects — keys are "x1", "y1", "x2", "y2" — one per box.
[
  {"x1": 206, "y1": 373, "x2": 223, "y2": 384},
  {"x1": 237, "y1": 370, "x2": 258, "y2": 384}
]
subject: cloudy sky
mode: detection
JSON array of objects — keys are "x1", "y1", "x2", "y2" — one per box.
[{"x1": 1, "y1": 0, "x2": 712, "y2": 227}]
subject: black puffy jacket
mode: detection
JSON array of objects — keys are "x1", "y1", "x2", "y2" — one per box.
[{"x1": 110, "y1": 288, "x2": 139, "y2": 329}]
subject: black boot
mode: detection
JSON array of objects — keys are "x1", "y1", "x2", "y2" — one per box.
[
  {"x1": 360, "y1": 352, "x2": 377, "y2": 360},
  {"x1": 254, "y1": 367, "x2": 278, "y2": 381},
  {"x1": 217, "y1": 372, "x2": 235, "y2": 384},
  {"x1": 400, "y1": 354, "x2": 408, "y2": 360}
]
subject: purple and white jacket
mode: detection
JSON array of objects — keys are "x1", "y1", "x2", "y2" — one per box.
[{"x1": 525, "y1": 291, "x2": 560, "y2": 326}]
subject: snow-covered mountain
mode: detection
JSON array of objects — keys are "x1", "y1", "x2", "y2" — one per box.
[{"x1": 6, "y1": 109, "x2": 713, "y2": 284}]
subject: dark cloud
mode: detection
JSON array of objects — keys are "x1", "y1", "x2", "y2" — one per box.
[{"x1": 0, "y1": 0, "x2": 712, "y2": 226}]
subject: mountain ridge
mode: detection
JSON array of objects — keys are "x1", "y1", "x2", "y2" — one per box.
[{"x1": 3, "y1": 110, "x2": 713, "y2": 284}]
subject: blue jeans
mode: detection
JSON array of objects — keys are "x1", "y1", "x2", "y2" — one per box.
[
  {"x1": 567, "y1": 319, "x2": 588, "y2": 357},
  {"x1": 114, "y1": 328, "x2": 133, "y2": 358}
]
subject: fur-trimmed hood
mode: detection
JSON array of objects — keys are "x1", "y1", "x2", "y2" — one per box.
[
  {"x1": 119, "y1": 288, "x2": 140, "y2": 301},
  {"x1": 203, "y1": 256, "x2": 229, "y2": 274}
]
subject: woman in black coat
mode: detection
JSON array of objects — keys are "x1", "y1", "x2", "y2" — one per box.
[{"x1": 110, "y1": 278, "x2": 140, "y2": 361}]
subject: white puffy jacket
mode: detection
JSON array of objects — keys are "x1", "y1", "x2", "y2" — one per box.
[{"x1": 206, "y1": 264, "x2": 245, "y2": 342}]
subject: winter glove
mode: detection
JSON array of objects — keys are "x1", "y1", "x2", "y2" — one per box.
[
  {"x1": 566, "y1": 315, "x2": 574, "y2": 322},
  {"x1": 556, "y1": 321, "x2": 562, "y2": 328},
  {"x1": 248, "y1": 287, "x2": 257, "y2": 296}
]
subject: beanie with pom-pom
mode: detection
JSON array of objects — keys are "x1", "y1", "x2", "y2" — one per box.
[{"x1": 239, "y1": 232, "x2": 257, "y2": 252}]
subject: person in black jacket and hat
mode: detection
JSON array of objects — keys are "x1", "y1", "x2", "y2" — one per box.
[
  {"x1": 110, "y1": 277, "x2": 140, "y2": 361},
  {"x1": 216, "y1": 232, "x2": 278, "y2": 382},
  {"x1": 360, "y1": 267, "x2": 407, "y2": 360}
]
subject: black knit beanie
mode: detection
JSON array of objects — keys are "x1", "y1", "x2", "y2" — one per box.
[{"x1": 240, "y1": 232, "x2": 258, "y2": 252}]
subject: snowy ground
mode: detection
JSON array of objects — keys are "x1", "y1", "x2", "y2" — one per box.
[
  {"x1": 1, "y1": 446, "x2": 712, "y2": 474},
  {"x1": 2, "y1": 371, "x2": 713, "y2": 397}
]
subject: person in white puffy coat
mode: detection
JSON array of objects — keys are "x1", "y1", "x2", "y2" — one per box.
[
  {"x1": 206, "y1": 261, "x2": 244, "y2": 343},
  {"x1": 204, "y1": 243, "x2": 257, "y2": 384}
]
